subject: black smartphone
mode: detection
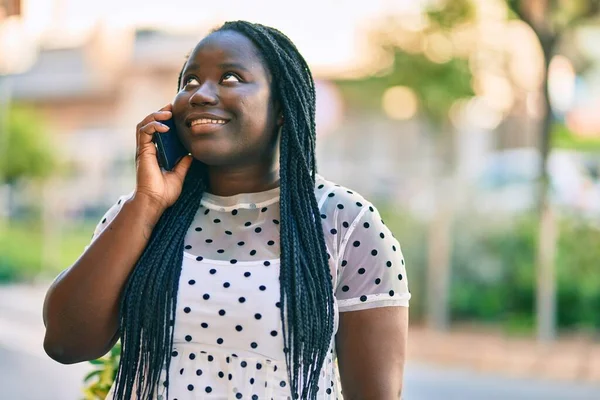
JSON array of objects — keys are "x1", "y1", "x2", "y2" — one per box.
[{"x1": 152, "y1": 118, "x2": 189, "y2": 171}]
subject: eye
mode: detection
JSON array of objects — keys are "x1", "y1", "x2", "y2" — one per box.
[
  {"x1": 182, "y1": 76, "x2": 200, "y2": 87},
  {"x1": 221, "y1": 73, "x2": 242, "y2": 83}
]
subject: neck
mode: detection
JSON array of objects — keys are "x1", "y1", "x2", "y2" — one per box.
[{"x1": 206, "y1": 161, "x2": 280, "y2": 197}]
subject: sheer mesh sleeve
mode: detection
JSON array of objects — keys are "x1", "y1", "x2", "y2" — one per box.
[
  {"x1": 334, "y1": 203, "x2": 410, "y2": 312},
  {"x1": 84, "y1": 191, "x2": 134, "y2": 251}
]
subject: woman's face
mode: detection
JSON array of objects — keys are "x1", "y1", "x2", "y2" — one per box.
[{"x1": 172, "y1": 30, "x2": 280, "y2": 167}]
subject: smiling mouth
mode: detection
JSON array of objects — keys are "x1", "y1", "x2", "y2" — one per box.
[{"x1": 188, "y1": 118, "x2": 229, "y2": 127}]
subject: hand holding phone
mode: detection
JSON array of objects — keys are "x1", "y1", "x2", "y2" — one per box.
[{"x1": 152, "y1": 118, "x2": 189, "y2": 171}]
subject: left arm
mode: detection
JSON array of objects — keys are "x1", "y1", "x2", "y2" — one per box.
[{"x1": 336, "y1": 306, "x2": 408, "y2": 400}]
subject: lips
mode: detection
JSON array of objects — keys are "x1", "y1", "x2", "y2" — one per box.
[{"x1": 184, "y1": 113, "x2": 231, "y2": 128}]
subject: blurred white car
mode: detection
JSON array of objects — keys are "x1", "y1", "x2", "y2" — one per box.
[{"x1": 474, "y1": 148, "x2": 600, "y2": 216}]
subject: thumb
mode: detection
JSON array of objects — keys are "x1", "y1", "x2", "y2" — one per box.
[{"x1": 170, "y1": 154, "x2": 194, "y2": 182}]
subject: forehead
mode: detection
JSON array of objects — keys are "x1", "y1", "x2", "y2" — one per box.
[{"x1": 186, "y1": 30, "x2": 267, "y2": 74}]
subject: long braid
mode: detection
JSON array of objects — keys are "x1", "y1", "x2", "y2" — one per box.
[{"x1": 114, "y1": 20, "x2": 333, "y2": 400}]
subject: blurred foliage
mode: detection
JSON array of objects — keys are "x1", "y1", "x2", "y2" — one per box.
[
  {"x1": 552, "y1": 123, "x2": 600, "y2": 152},
  {"x1": 0, "y1": 221, "x2": 95, "y2": 282},
  {"x1": 83, "y1": 342, "x2": 121, "y2": 400},
  {"x1": 334, "y1": 0, "x2": 475, "y2": 127},
  {"x1": 378, "y1": 203, "x2": 600, "y2": 334},
  {"x1": 0, "y1": 105, "x2": 58, "y2": 183}
]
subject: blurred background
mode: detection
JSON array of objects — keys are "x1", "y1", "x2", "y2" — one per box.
[{"x1": 1, "y1": 0, "x2": 600, "y2": 398}]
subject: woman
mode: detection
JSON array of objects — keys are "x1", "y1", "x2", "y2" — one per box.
[{"x1": 43, "y1": 21, "x2": 410, "y2": 399}]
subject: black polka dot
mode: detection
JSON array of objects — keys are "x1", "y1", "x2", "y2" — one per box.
[
  {"x1": 330, "y1": 229, "x2": 337, "y2": 235},
  {"x1": 204, "y1": 209, "x2": 210, "y2": 215},
  {"x1": 401, "y1": 258, "x2": 404, "y2": 264},
  {"x1": 342, "y1": 285, "x2": 349, "y2": 292},
  {"x1": 259, "y1": 285, "x2": 266, "y2": 291},
  {"x1": 225, "y1": 230, "x2": 232, "y2": 235},
  {"x1": 353, "y1": 241, "x2": 361, "y2": 247},
  {"x1": 358, "y1": 268, "x2": 366, "y2": 275},
  {"x1": 393, "y1": 245, "x2": 397, "y2": 252},
  {"x1": 363, "y1": 222, "x2": 370, "y2": 228},
  {"x1": 230, "y1": 259, "x2": 238, "y2": 264},
  {"x1": 189, "y1": 353, "x2": 196, "y2": 360},
  {"x1": 369, "y1": 206, "x2": 374, "y2": 212},
  {"x1": 196, "y1": 369, "x2": 202, "y2": 376},
  {"x1": 205, "y1": 239, "x2": 213, "y2": 244},
  {"x1": 244, "y1": 272, "x2": 251, "y2": 277},
  {"x1": 341, "y1": 260, "x2": 347, "y2": 267},
  {"x1": 360, "y1": 295, "x2": 368, "y2": 302},
  {"x1": 185, "y1": 335, "x2": 192, "y2": 342},
  {"x1": 228, "y1": 373, "x2": 233, "y2": 380},
  {"x1": 184, "y1": 307, "x2": 191, "y2": 313},
  {"x1": 232, "y1": 209, "x2": 238, "y2": 215},
  {"x1": 371, "y1": 249, "x2": 378, "y2": 256},
  {"x1": 241, "y1": 361, "x2": 247, "y2": 368},
  {"x1": 213, "y1": 218, "x2": 221, "y2": 223},
  {"x1": 328, "y1": 192, "x2": 335, "y2": 198},
  {"x1": 375, "y1": 278, "x2": 381, "y2": 285},
  {"x1": 210, "y1": 268, "x2": 217, "y2": 274},
  {"x1": 264, "y1": 261, "x2": 271, "y2": 266},
  {"x1": 343, "y1": 221, "x2": 349, "y2": 228},
  {"x1": 250, "y1": 378, "x2": 255, "y2": 384},
  {"x1": 217, "y1": 249, "x2": 225, "y2": 254},
  {"x1": 236, "y1": 325, "x2": 243, "y2": 332},
  {"x1": 236, "y1": 394, "x2": 242, "y2": 399},
  {"x1": 389, "y1": 290, "x2": 395, "y2": 296},
  {"x1": 250, "y1": 250, "x2": 257, "y2": 256},
  {"x1": 273, "y1": 219, "x2": 280, "y2": 224},
  {"x1": 223, "y1": 282, "x2": 231, "y2": 288},
  {"x1": 327, "y1": 388, "x2": 332, "y2": 394},
  {"x1": 218, "y1": 371, "x2": 225, "y2": 378},
  {"x1": 398, "y1": 274, "x2": 403, "y2": 280},
  {"x1": 380, "y1": 232, "x2": 385, "y2": 239},
  {"x1": 256, "y1": 363, "x2": 262, "y2": 370},
  {"x1": 217, "y1": 338, "x2": 224, "y2": 345},
  {"x1": 270, "y1": 330, "x2": 278, "y2": 337},
  {"x1": 188, "y1": 280, "x2": 196, "y2": 285},
  {"x1": 219, "y1": 309, "x2": 226, "y2": 316},
  {"x1": 261, "y1": 207, "x2": 268, "y2": 212},
  {"x1": 275, "y1": 301, "x2": 281, "y2": 308},
  {"x1": 180, "y1": 368, "x2": 184, "y2": 375},
  {"x1": 239, "y1": 297, "x2": 246, "y2": 303},
  {"x1": 267, "y1": 240, "x2": 275, "y2": 246},
  {"x1": 254, "y1": 227, "x2": 262, "y2": 233},
  {"x1": 318, "y1": 184, "x2": 324, "y2": 189},
  {"x1": 238, "y1": 241, "x2": 245, "y2": 246},
  {"x1": 280, "y1": 381, "x2": 286, "y2": 387},
  {"x1": 255, "y1": 313, "x2": 262, "y2": 320},
  {"x1": 205, "y1": 386, "x2": 212, "y2": 393},
  {"x1": 251, "y1": 342, "x2": 258, "y2": 349},
  {"x1": 201, "y1": 322, "x2": 208, "y2": 328},
  {"x1": 203, "y1": 293, "x2": 210, "y2": 300},
  {"x1": 171, "y1": 351, "x2": 178, "y2": 357},
  {"x1": 245, "y1": 221, "x2": 252, "y2": 227},
  {"x1": 337, "y1": 204, "x2": 344, "y2": 209},
  {"x1": 196, "y1": 256, "x2": 203, "y2": 261},
  {"x1": 208, "y1": 355, "x2": 214, "y2": 361},
  {"x1": 356, "y1": 202, "x2": 363, "y2": 207},
  {"x1": 321, "y1": 214, "x2": 327, "y2": 219},
  {"x1": 184, "y1": 245, "x2": 192, "y2": 250},
  {"x1": 102, "y1": 218, "x2": 107, "y2": 224},
  {"x1": 188, "y1": 384, "x2": 194, "y2": 391},
  {"x1": 195, "y1": 227, "x2": 202, "y2": 232}
]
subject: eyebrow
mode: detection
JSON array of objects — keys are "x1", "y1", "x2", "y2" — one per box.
[{"x1": 183, "y1": 62, "x2": 251, "y2": 74}]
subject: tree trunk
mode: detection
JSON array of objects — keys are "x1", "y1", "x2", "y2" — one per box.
[
  {"x1": 536, "y1": 35, "x2": 558, "y2": 342},
  {"x1": 426, "y1": 125, "x2": 455, "y2": 331}
]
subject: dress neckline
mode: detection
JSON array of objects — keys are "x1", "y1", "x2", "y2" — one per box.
[{"x1": 201, "y1": 186, "x2": 281, "y2": 211}]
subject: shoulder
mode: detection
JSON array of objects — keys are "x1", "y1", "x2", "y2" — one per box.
[{"x1": 315, "y1": 174, "x2": 374, "y2": 224}]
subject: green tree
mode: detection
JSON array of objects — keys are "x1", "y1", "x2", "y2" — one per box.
[
  {"x1": 506, "y1": 0, "x2": 600, "y2": 341},
  {"x1": 335, "y1": 0, "x2": 476, "y2": 330}
]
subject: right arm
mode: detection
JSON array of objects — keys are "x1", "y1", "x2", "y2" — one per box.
[
  {"x1": 42, "y1": 194, "x2": 165, "y2": 364},
  {"x1": 43, "y1": 104, "x2": 193, "y2": 364}
]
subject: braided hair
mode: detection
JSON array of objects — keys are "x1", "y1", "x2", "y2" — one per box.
[{"x1": 113, "y1": 21, "x2": 334, "y2": 399}]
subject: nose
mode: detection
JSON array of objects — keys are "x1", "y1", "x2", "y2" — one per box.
[{"x1": 189, "y1": 81, "x2": 218, "y2": 106}]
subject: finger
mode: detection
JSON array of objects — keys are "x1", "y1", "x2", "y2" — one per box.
[
  {"x1": 137, "y1": 121, "x2": 170, "y2": 147},
  {"x1": 169, "y1": 154, "x2": 193, "y2": 182},
  {"x1": 137, "y1": 110, "x2": 172, "y2": 130}
]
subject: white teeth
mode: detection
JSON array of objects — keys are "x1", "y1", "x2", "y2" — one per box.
[{"x1": 191, "y1": 118, "x2": 227, "y2": 126}]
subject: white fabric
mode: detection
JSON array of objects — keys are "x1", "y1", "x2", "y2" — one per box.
[{"x1": 94, "y1": 174, "x2": 410, "y2": 399}]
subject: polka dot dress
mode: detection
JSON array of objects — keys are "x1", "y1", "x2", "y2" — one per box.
[{"x1": 90, "y1": 175, "x2": 410, "y2": 399}]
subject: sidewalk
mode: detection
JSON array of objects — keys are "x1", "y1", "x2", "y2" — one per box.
[{"x1": 3, "y1": 283, "x2": 600, "y2": 386}]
